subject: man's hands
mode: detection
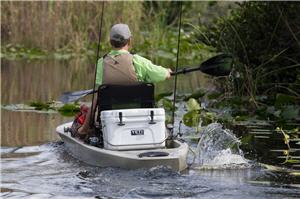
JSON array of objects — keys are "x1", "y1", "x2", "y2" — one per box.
[{"x1": 166, "y1": 68, "x2": 173, "y2": 79}]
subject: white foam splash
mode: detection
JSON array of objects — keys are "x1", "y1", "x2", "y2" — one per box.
[
  {"x1": 194, "y1": 123, "x2": 250, "y2": 169},
  {"x1": 202, "y1": 148, "x2": 248, "y2": 166}
]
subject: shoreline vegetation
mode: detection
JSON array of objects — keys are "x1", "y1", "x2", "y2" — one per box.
[{"x1": 1, "y1": 1, "x2": 231, "y2": 64}]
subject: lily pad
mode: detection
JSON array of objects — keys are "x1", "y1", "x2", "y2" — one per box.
[
  {"x1": 186, "y1": 98, "x2": 201, "y2": 112},
  {"x1": 183, "y1": 110, "x2": 201, "y2": 127},
  {"x1": 184, "y1": 89, "x2": 205, "y2": 101},
  {"x1": 29, "y1": 101, "x2": 51, "y2": 110},
  {"x1": 155, "y1": 92, "x2": 173, "y2": 102},
  {"x1": 58, "y1": 104, "x2": 80, "y2": 116},
  {"x1": 162, "y1": 98, "x2": 176, "y2": 112},
  {"x1": 201, "y1": 111, "x2": 217, "y2": 125}
]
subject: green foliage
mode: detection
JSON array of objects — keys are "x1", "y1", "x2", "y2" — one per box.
[
  {"x1": 155, "y1": 92, "x2": 173, "y2": 102},
  {"x1": 1, "y1": 44, "x2": 47, "y2": 60},
  {"x1": 196, "y1": 2, "x2": 300, "y2": 102},
  {"x1": 1, "y1": 1, "x2": 143, "y2": 52},
  {"x1": 25, "y1": 101, "x2": 80, "y2": 116},
  {"x1": 184, "y1": 89, "x2": 206, "y2": 101},
  {"x1": 183, "y1": 98, "x2": 201, "y2": 128},
  {"x1": 29, "y1": 101, "x2": 51, "y2": 111},
  {"x1": 1, "y1": 1, "x2": 218, "y2": 65},
  {"x1": 207, "y1": 91, "x2": 222, "y2": 100},
  {"x1": 275, "y1": 127, "x2": 299, "y2": 165},
  {"x1": 275, "y1": 94, "x2": 298, "y2": 108},
  {"x1": 186, "y1": 98, "x2": 201, "y2": 111},
  {"x1": 182, "y1": 97, "x2": 221, "y2": 128},
  {"x1": 183, "y1": 110, "x2": 201, "y2": 128},
  {"x1": 0, "y1": 44, "x2": 87, "y2": 60},
  {"x1": 58, "y1": 104, "x2": 80, "y2": 116}
]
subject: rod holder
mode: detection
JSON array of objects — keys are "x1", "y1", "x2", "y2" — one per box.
[
  {"x1": 149, "y1": 110, "x2": 156, "y2": 124},
  {"x1": 118, "y1": 112, "x2": 125, "y2": 126}
]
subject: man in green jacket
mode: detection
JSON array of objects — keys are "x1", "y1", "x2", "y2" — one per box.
[{"x1": 77, "y1": 23, "x2": 172, "y2": 136}]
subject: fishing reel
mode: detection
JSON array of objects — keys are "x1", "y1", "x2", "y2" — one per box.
[{"x1": 166, "y1": 120, "x2": 183, "y2": 140}]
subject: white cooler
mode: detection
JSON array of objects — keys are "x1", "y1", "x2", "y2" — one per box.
[{"x1": 101, "y1": 108, "x2": 166, "y2": 151}]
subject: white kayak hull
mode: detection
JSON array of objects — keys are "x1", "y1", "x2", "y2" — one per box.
[{"x1": 56, "y1": 122, "x2": 189, "y2": 171}]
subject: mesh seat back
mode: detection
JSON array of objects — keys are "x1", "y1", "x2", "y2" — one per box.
[{"x1": 97, "y1": 83, "x2": 155, "y2": 112}]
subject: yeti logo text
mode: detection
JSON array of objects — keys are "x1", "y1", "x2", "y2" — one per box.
[{"x1": 131, "y1": 129, "x2": 144, "y2": 135}]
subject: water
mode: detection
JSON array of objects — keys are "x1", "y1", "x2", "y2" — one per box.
[
  {"x1": 195, "y1": 123, "x2": 248, "y2": 168},
  {"x1": 1, "y1": 59, "x2": 300, "y2": 198},
  {"x1": 2, "y1": 143, "x2": 300, "y2": 199}
]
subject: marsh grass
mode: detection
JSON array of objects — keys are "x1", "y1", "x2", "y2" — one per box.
[
  {"x1": 1, "y1": 1, "x2": 143, "y2": 53},
  {"x1": 1, "y1": 1, "x2": 222, "y2": 68}
]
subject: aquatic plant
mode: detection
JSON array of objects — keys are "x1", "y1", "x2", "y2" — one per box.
[
  {"x1": 195, "y1": 2, "x2": 300, "y2": 108},
  {"x1": 275, "y1": 127, "x2": 300, "y2": 165},
  {"x1": 58, "y1": 104, "x2": 80, "y2": 116}
]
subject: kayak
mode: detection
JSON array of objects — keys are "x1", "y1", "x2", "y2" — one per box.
[{"x1": 56, "y1": 122, "x2": 189, "y2": 171}]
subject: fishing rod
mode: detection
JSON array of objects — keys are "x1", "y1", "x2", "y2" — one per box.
[
  {"x1": 59, "y1": 53, "x2": 233, "y2": 104},
  {"x1": 171, "y1": 1, "x2": 183, "y2": 126},
  {"x1": 89, "y1": 1, "x2": 105, "y2": 128}
]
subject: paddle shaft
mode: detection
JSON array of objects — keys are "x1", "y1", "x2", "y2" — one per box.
[
  {"x1": 60, "y1": 66, "x2": 207, "y2": 103},
  {"x1": 171, "y1": 66, "x2": 201, "y2": 76}
]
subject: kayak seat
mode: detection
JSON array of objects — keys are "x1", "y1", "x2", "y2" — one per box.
[{"x1": 96, "y1": 83, "x2": 155, "y2": 122}]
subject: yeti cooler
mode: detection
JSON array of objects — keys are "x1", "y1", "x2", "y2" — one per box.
[{"x1": 101, "y1": 108, "x2": 166, "y2": 150}]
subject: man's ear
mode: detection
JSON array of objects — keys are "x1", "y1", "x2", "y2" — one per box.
[{"x1": 128, "y1": 38, "x2": 132, "y2": 47}]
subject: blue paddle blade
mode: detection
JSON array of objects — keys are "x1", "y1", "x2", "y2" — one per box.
[{"x1": 59, "y1": 89, "x2": 95, "y2": 104}]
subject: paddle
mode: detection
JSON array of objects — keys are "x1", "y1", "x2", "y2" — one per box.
[
  {"x1": 171, "y1": 54, "x2": 233, "y2": 76},
  {"x1": 59, "y1": 54, "x2": 233, "y2": 103},
  {"x1": 60, "y1": 89, "x2": 97, "y2": 104}
]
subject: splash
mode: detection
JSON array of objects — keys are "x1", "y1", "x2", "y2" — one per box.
[{"x1": 194, "y1": 123, "x2": 250, "y2": 169}]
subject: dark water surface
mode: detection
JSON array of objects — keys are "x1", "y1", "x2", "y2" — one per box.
[{"x1": 1, "y1": 59, "x2": 300, "y2": 198}]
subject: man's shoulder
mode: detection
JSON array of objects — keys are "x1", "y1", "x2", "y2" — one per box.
[{"x1": 132, "y1": 53, "x2": 150, "y2": 62}]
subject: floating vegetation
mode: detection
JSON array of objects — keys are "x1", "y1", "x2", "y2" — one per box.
[
  {"x1": 184, "y1": 89, "x2": 206, "y2": 101},
  {"x1": 275, "y1": 127, "x2": 300, "y2": 165},
  {"x1": 1, "y1": 44, "x2": 47, "y2": 60},
  {"x1": 155, "y1": 92, "x2": 173, "y2": 102},
  {"x1": 29, "y1": 101, "x2": 52, "y2": 111},
  {"x1": 2, "y1": 101, "x2": 80, "y2": 116},
  {"x1": 0, "y1": 44, "x2": 87, "y2": 60},
  {"x1": 58, "y1": 104, "x2": 80, "y2": 117}
]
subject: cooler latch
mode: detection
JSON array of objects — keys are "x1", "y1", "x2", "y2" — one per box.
[
  {"x1": 149, "y1": 110, "x2": 156, "y2": 124},
  {"x1": 118, "y1": 112, "x2": 125, "y2": 126}
]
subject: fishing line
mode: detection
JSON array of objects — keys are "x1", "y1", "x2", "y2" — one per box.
[
  {"x1": 90, "y1": 1, "x2": 105, "y2": 128},
  {"x1": 171, "y1": 1, "x2": 183, "y2": 126}
]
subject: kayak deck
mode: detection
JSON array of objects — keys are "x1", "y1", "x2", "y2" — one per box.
[{"x1": 56, "y1": 122, "x2": 189, "y2": 171}]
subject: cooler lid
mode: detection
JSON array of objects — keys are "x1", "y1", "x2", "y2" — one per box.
[{"x1": 101, "y1": 108, "x2": 165, "y2": 118}]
